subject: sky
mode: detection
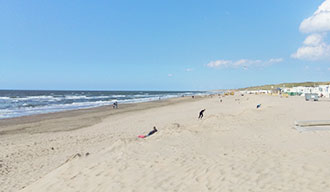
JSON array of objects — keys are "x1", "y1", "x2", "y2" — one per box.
[{"x1": 1, "y1": 0, "x2": 330, "y2": 91}]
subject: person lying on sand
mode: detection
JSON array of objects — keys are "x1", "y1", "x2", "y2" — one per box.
[
  {"x1": 147, "y1": 126, "x2": 157, "y2": 136},
  {"x1": 198, "y1": 109, "x2": 206, "y2": 119},
  {"x1": 138, "y1": 126, "x2": 158, "y2": 138}
]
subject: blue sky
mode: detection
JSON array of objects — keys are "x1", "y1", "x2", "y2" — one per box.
[{"x1": 1, "y1": 0, "x2": 329, "y2": 91}]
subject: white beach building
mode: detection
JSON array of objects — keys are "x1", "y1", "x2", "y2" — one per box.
[
  {"x1": 282, "y1": 85, "x2": 330, "y2": 98},
  {"x1": 317, "y1": 85, "x2": 330, "y2": 98},
  {"x1": 241, "y1": 90, "x2": 271, "y2": 94}
]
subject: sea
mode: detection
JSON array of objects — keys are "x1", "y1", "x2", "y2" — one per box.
[{"x1": 0, "y1": 90, "x2": 208, "y2": 119}]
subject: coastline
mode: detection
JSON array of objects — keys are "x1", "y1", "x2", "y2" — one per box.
[
  {"x1": 0, "y1": 90, "x2": 206, "y2": 120},
  {"x1": 0, "y1": 95, "x2": 204, "y2": 135},
  {"x1": 0, "y1": 95, "x2": 207, "y2": 192},
  {"x1": 2, "y1": 94, "x2": 330, "y2": 192}
]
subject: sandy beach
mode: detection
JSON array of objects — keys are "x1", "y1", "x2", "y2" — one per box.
[{"x1": 1, "y1": 94, "x2": 330, "y2": 192}]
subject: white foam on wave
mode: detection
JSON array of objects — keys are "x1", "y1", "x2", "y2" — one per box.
[
  {"x1": 0, "y1": 95, "x2": 168, "y2": 119},
  {"x1": 132, "y1": 94, "x2": 153, "y2": 98},
  {"x1": 111, "y1": 95, "x2": 126, "y2": 98},
  {"x1": 0, "y1": 96, "x2": 63, "y2": 102},
  {"x1": 0, "y1": 97, "x2": 11, "y2": 100},
  {"x1": 0, "y1": 91, "x2": 207, "y2": 119},
  {"x1": 64, "y1": 95, "x2": 89, "y2": 100},
  {"x1": 65, "y1": 95, "x2": 114, "y2": 100},
  {"x1": 0, "y1": 100, "x2": 114, "y2": 119},
  {"x1": 92, "y1": 96, "x2": 112, "y2": 99}
]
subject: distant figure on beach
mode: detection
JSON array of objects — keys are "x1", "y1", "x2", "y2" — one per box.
[
  {"x1": 138, "y1": 126, "x2": 158, "y2": 138},
  {"x1": 198, "y1": 109, "x2": 205, "y2": 119},
  {"x1": 113, "y1": 101, "x2": 118, "y2": 109},
  {"x1": 256, "y1": 104, "x2": 261, "y2": 109},
  {"x1": 192, "y1": 96, "x2": 195, "y2": 99}
]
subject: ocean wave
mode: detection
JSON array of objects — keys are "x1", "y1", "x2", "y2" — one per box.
[
  {"x1": 65, "y1": 95, "x2": 115, "y2": 100},
  {"x1": 0, "y1": 97, "x2": 11, "y2": 100},
  {"x1": 132, "y1": 94, "x2": 153, "y2": 98},
  {"x1": 92, "y1": 96, "x2": 111, "y2": 99},
  {"x1": 64, "y1": 95, "x2": 89, "y2": 100},
  {"x1": 111, "y1": 95, "x2": 126, "y2": 98},
  {"x1": 0, "y1": 91, "x2": 207, "y2": 119},
  {"x1": 0, "y1": 96, "x2": 166, "y2": 119},
  {"x1": 0, "y1": 100, "x2": 113, "y2": 119},
  {"x1": 1, "y1": 96, "x2": 63, "y2": 102}
]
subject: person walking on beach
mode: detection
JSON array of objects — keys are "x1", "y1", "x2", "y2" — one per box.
[
  {"x1": 198, "y1": 109, "x2": 205, "y2": 119},
  {"x1": 113, "y1": 101, "x2": 118, "y2": 109}
]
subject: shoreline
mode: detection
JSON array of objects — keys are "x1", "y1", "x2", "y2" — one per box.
[
  {"x1": 3, "y1": 94, "x2": 330, "y2": 192},
  {"x1": 0, "y1": 95, "x2": 207, "y2": 135},
  {"x1": 0, "y1": 90, "x2": 208, "y2": 121},
  {"x1": 0, "y1": 94, "x2": 209, "y2": 192}
]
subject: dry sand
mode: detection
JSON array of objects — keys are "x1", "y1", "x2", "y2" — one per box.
[{"x1": 1, "y1": 95, "x2": 330, "y2": 192}]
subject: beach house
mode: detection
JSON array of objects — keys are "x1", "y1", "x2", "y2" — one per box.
[{"x1": 282, "y1": 85, "x2": 330, "y2": 98}]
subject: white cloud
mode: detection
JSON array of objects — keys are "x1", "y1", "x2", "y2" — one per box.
[
  {"x1": 206, "y1": 60, "x2": 232, "y2": 68},
  {"x1": 267, "y1": 58, "x2": 283, "y2": 64},
  {"x1": 300, "y1": 0, "x2": 330, "y2": 33},
  {"x1": 293, "y1": 0, "x2": 330, "y2": 60},
  {"x1": 292, "y1": 33, "x2": 330, "y2": 60},
  {"x1": 167, "y1": 74, "x2": 173, "y2": 77},
  {"x1": 233, "y1": 59, "x2": 261, "y2": 67},
  {"x1": 185, "y1": 68, "x2": 193, "y2": 72},
  {"x1": 304, "y1": 33, "x2": 324, "y2": 45},
  {"x1": 206, "y1": 58, "x2": 283, "y2": 69}
]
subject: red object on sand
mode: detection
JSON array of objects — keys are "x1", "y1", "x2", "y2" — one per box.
[{"x1": 138, "y1": 135, "x2": 146, "y2": 138}]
